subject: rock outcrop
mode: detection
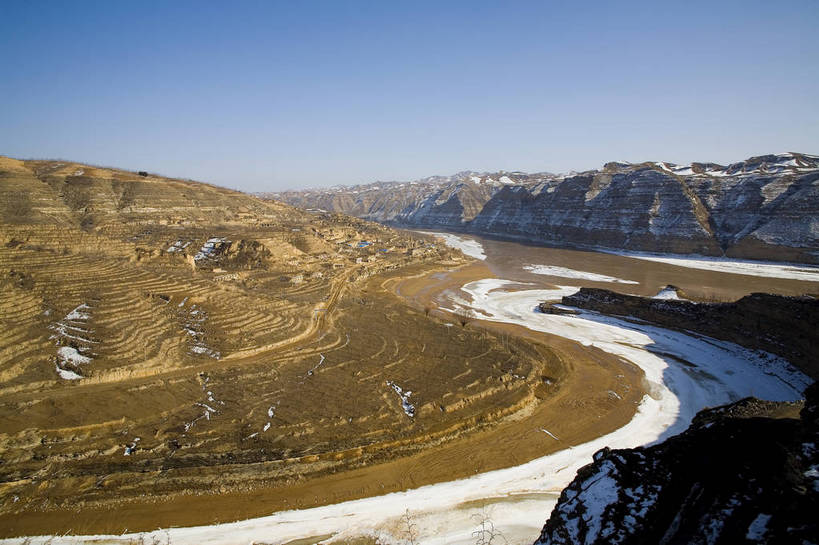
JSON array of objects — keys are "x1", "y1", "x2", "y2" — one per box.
[
  {"x1": 533, "y1": 383, "x2": 818, "y2": 545},
  {"x1": 271, "y1": 153, "x2": 819, "y2": 263},
  {"x1": 562, "y1": 288, "x2": 819, "y2": 380}
]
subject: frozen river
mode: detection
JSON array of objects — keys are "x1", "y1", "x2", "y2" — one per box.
[{"x1": 10, "y1": 233, "x2": 813, "y2": 545}]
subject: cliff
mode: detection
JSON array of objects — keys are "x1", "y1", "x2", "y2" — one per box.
[
  {"x1": 533, "y1": 383, "x2": 818, "y2": 545},
  {"x1": 270, "y1": 153, "x2": 819, "y2": 263},
  {"x1": 561, "y1": 288, "x2": 819, "y2": 380}
]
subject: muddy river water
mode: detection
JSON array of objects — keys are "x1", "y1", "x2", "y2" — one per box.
[
  {"x1": 425, "y1": 231, "x2": 819, "y2": 300},
  {"x1": 9, "y1": 234, "x2": 818, "y2": 545}
]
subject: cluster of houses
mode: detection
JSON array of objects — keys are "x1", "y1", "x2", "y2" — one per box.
[{"x1": 155, "y1": 219, "x2": 451, "y2": 292}]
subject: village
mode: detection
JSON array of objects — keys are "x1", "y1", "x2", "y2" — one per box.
[{"x1": 151, "y1": 210, "x2": 456, "y2": 292}]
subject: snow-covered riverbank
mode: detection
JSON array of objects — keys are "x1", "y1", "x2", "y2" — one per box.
[
  {"x1": 417, "y1": 231, "x2": 487, "y2": 260},
  {"x1": 11, "y1": 278, "x2": 809, "y2": 545},
  {"x1": 607, "y1": 251, "x2": 819, "y2": 282}
]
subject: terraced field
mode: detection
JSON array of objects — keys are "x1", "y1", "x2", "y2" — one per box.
[{"x1": 0, "y1": 157, "x2": 589, "y2": 536}]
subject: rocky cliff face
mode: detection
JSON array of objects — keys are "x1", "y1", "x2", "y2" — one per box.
[
  {"x1": 533, "y1": 383, "x2": 818, "y2": 545},
  {"x1": 271, "y1": 153, "x2": 819, "y2": 263}
]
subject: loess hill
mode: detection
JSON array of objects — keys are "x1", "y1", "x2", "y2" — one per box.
[{"x1": 0, "y1": 157, "x2": 564, "y2": 535}]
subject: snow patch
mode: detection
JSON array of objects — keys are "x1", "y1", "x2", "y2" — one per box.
[
  {"x1": 55, "y1": 365, "x2": 82, "y2": 380},
  {"x1": 760, "y1": 179, "x2": 790, "y2": 205},
  {"x1": 561, "y1": 460, "x2": 620, "y2": 542},
  {"x1": 386, "y1": 381, "x2": 416, "y2": 418},
  {"x1": 57, "y1": 346, "x2": 91, "y2": 366},
  {"x1": 179, "y1": 303, "x2": 220, "y2": 359},
  {"x1": 745, "y1": 513, "x2": 772, "y2": 541},
  {"x1": 124, "y1": 437, "x2": 141, "y2": 456},
  {"x1": 51, "y1": 303, "x2": 96, "y2": 379},
  {"x1": 608, "y1": 251, "x2": 819, "y2": 282},
  {"x1": 540, "y1": 428, "x2": 559, "y2": 441},
  {"x1": 65, "y1": 303, "x2": 91, "y2": 321},
  {"x1": 653, "y1": 286, "x2": 684, "y2": 300},
  {"x1": 307, "y1": 353, "x2": 326, "y2": 376},
  {"x1": 418, "y1": 231, "x2": 486, "y2": 260},
  {"x1": 523, "y1": 264, "x2": 638, "y2": 284}
]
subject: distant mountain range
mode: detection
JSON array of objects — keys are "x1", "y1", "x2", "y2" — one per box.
[{"x1": 269, "y1": 153, "x2": 819, "y2": 264}]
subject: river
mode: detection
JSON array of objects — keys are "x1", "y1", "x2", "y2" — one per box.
[{"x1": 9, "y1": 233, "x2": 815, "y2": 545}]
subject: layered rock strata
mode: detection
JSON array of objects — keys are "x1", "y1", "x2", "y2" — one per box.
[{"x1": 271, "y1": 153, "x2": 819, "y2": 263}]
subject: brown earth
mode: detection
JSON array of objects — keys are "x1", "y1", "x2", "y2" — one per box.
[
  {"x1": 0, "y1": 263, "x2": 643, "y2": 537},
  {"x1": 0, "y1": 158, "x2": 645, "y2": 538}
]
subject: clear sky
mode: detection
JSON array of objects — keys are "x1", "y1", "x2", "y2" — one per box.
[{"x1": 1, "y1": 1, "x2": 817, "y2": 191}]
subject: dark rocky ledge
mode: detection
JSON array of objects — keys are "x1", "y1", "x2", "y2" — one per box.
[
  {"x1": 534, "y1": 382, "x2": 818, "y2": 545},
  {"x1": 562, "y1": 288, "x2": 819, "y2": 380}
]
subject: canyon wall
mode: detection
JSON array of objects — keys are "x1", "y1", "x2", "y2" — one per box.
[{"x1": 272, "y1": 153, "x2": 819, "y2": 263}]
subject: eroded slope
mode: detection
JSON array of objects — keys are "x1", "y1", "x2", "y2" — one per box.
[{"x1": 0, "y1": 157, "x2": 571, "y2": 536}]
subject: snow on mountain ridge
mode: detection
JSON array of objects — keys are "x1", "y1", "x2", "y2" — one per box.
[
  {"x1": 649, "y1": 152, "x2": 819, "y2": 178},
  {"x1": 270, "y1": 153, "x2": 819, "y2": 264},
  {"x1": 268, "y1": 153, "x2": 819, "y2": 197}
]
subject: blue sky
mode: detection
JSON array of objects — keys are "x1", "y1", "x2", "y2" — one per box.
[{"x1": 1, "y1": 0, "x2": 817, "y2": 191}]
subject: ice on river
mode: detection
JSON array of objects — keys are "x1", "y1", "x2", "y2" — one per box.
[{"x1": 15, "y1": 281, "x2": 810, "y2": 545}]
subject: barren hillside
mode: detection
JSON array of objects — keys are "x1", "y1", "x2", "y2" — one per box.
[{"x1": 0, "y1": 157, "x2": 575, "y2": 535}]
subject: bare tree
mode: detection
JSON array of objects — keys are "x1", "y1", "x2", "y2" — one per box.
[
  {"x1": 398, "y1": 508, "x2": 420, "y2": 545},
  {"x1": 455, "y1": 308, "x2": 475, "y2": 327},
  {"x1": 471, "y1": 509, "x2": 507, "y2": 545}
]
